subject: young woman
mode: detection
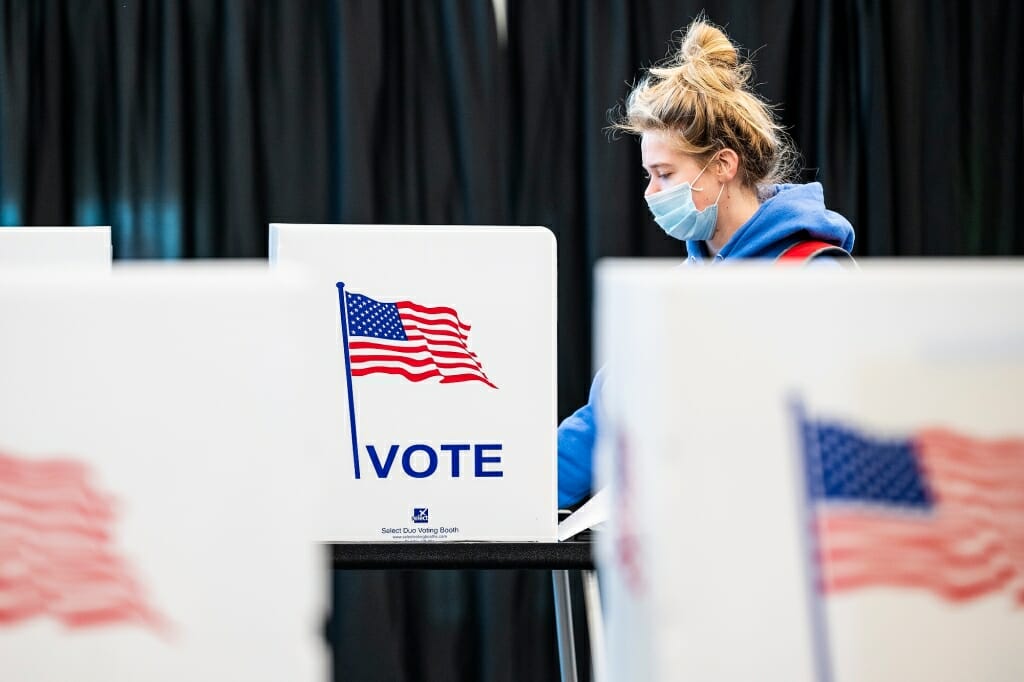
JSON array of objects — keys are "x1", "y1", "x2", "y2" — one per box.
[{"x1": 558, "y1": 18, "x2": 855, "y2": 507}]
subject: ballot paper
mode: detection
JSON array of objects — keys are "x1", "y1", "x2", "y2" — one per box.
[{"x1": 557, "y1": 487, "x2": 610, "y2": 541}]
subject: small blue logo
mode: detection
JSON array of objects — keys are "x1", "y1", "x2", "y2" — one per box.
[{"x1": 412, "y1": 508, "x2": 429, "y2": 524}]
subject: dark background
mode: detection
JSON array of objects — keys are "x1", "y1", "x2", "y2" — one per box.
[{"x1": 2, "y1": 1, "x2": 1020, "y2": 680}]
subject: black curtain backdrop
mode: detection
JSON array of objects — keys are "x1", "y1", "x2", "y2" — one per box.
[{"x1": 2, "y1": 1, "x2": 1021, "y2": 680}]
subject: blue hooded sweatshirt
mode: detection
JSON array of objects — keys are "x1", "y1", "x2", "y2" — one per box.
[{"x1": 557, "y1": 182, "x2": 854, "y2": 507}]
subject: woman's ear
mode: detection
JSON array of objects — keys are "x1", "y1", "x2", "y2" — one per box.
[{"x1": 715, "y1": 148, "x2": 740, "y2": 182}]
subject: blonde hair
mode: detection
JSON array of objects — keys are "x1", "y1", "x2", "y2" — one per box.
[{"x1": 613, "y1": 18, "x2": 797, "y2": 188}]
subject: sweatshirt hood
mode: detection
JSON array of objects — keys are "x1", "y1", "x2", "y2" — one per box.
[{"x1": 685, "y1": 182, "x2": 854, "y2": 262}]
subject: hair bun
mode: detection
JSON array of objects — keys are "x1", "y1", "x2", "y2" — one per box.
[
  {"x1": 679, "y1": 22, "x2": 738, "y2": 70},
  {"x1": 648, "y1": 20, "x2": 745, "y2": 94}
]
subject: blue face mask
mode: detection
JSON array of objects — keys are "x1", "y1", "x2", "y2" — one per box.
[{"x1": 645, "y1": 160, "x2": 725, "y2": 242}]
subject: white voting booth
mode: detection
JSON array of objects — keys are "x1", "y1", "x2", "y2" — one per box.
[
  {"x1": 0, "y1": 226, "x2": 112, "y2": 268},
  {"x1": 595, "y1": 261, "x2": 1024, "y2": 682},
  {"x1": 269, "y1": 224, "x2": 557, "y2": 542},
  {"x1": 0, "y1": 265, "x2": 329, "y2": 681}
]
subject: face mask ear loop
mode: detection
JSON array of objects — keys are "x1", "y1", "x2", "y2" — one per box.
[
  {"x1": 690, "y1": 165, "x2": 709, "y2": 192},
  {"x1": 705, "y1": 182, "x2": 726, "y2": 239},
  {"x1": 690, "y1": 154, "x2": 719, "y2": 192},
  {"x1": 712, "y1": 182, "x2": 726, "y2": 206}
]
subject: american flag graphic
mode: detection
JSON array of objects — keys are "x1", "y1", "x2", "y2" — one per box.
[
  {"x1": 342, "y1": 289, "x2": 497, "y2": 388},
  {"x1": 0, "y1": 451, "x2": 162, "y2": 629},
  {"x1": 800, "y1": 414, "x2": 1024, "y2": 604}
]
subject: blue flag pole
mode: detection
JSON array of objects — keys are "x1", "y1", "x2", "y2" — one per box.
[
  {"x1": 789, "y1": 397, "x2": 832, "y2": 682},
  {"x1": 336, "y1": 282, "x2": 361, "y2": 479}
]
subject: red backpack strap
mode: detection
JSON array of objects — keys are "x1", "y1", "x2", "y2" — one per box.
[{"x1": 777, "y1": 240, "x2": 854, "y2": 264}]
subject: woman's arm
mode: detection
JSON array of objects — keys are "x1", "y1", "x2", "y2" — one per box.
[{"x1": 557, "y1": 369, "x2": 606, "y2": 507}]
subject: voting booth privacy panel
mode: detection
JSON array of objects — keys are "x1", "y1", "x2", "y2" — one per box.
[
  {"x1": 595, "y1": 262, "x2": 1024, "y2": 682},
  {"x1": 270, "y1": 224, "x2": 557, "y2": 542},
  {"x1": 0, "y1": 266, "x2": 328, "y2": 681},
  {"x1": 0, "y1": 226, "x2": 112, "y2": 268}
]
